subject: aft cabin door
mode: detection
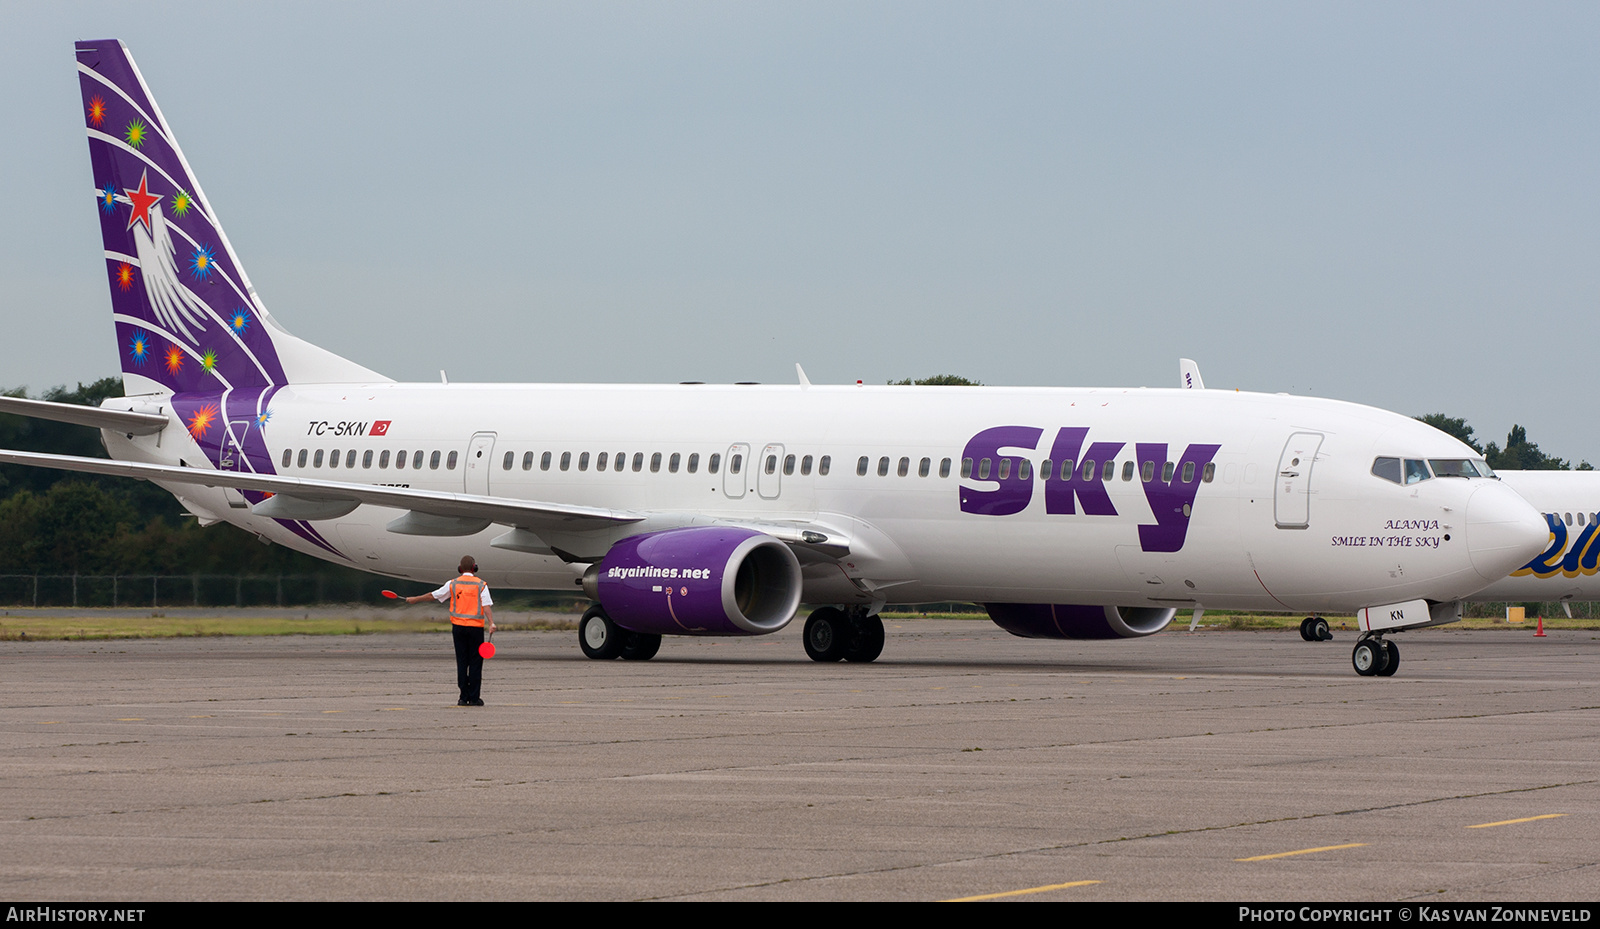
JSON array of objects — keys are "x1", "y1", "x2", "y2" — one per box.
[
  {"x1": 464, "y1": 432, "x2": 496, "y2": 496},
  {"x1": 1274, "y1": 432, "x2": 1323, "y2": 529}
]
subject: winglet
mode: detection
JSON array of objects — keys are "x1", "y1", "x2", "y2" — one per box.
[{"x1": 1179, "y1": 358, "x2": 1205, "y2": 390}]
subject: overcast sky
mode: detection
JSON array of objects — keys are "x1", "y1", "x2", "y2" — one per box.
[{"x1": 3, "y1": 2, "x2": 1596, "y2": 462}]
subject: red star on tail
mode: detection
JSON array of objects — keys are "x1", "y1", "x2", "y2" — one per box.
[{"x1": 124, "y1": 170, "x2": 161, "y2": 232}]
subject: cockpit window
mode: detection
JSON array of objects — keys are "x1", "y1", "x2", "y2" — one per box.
[
  {"x1": 1371, "y1": 457, "x2": 1402, "y2": 484},
  {"x1": 1403, "y1": 459, "x2": 1431, "y2": 484},
  {"x1": 1428, "y1": 458, "x2": 1495, "y2": 478}
]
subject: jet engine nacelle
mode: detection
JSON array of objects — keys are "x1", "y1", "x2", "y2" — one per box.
[
  {"x1": 984, "y1": 603, "x2": 1177, "y2": 639},
  {"x1": 583, "y1": 527, "x2": 803, "y2": 636}
]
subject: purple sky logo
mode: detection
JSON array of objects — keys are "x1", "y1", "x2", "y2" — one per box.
[{"x1": 960, "y1": 426, "x2": 1220, "y2": 553}]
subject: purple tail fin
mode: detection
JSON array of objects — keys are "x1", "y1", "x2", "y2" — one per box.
[{"x1": 75, "y1": 40, "x2": 384, "y2": 395}]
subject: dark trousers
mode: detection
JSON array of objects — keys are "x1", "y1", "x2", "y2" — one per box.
[{"x1": 452, "y1": 623, "x2": 485, "y2": 701}]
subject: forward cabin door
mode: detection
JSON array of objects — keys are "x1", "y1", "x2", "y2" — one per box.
[
  {"x1": 465, "y1": 432, "x2": 497, "y2": 496},
  {"x1": 1274, "y1": 432, "x2": 1323, "y2": 529}
]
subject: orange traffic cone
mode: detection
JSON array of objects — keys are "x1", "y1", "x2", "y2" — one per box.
[{"x1": 1535, "y1": 615, "x2": 1546, "y2": 637}]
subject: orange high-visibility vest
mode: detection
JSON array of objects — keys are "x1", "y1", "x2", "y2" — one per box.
[{"x1": 447, "y1": 575, "x2": 487, "y2": 626}]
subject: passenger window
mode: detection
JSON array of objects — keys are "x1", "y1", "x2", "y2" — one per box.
[
  {"x1": 1141, "y1": 460, "x2": 1155, "y2": 482},
  {"x1": 997, "y1": 459, "x2": 1010, "y2": 480},
  {"x1": 1122, "y1": 461, "x2": 1134, "y2": 481},
  {"x1": 878, "y1": 457, "x2": 890, "y2": 477},
  {"x1": 669, "y1": 453, "x2": 680, "y2": 473},
  {"x1": 1162, "y1": 462, "x2": 1174, "y2": 482},
  {"x1": 1565, "y1": 513, "x2": 1573, "y2": 526},
  {"x1": 766, "y1": 455, "x2": 777, "y2": 475},
  {"x1": 632, "y1": 452, "x2": 644, "y2": 472},
  {"x1": 961, "y1": 458, "x2": 973, "y2": 478},
  {"x1": 348, "y1": 450, "x2": 357, "y2": 468},
  {"x1": 363, "y1": 450, "x2": 373, "y2": 469},
  {"x1": 688, "y1": 453, "x2": 700, "y2": 473},
  {"x1": 651, "y1": 452, "x2": 662, "y2": 473},
  {"x1": 412, "y1": 450, "x2": 423, "y2": 469},
  {"x1": 579, "y1": 451, "x2": 590, "y2": 471},
  {"x1": 898, "y1": 457, "x2": 910, "y2": 477},
  {"x1": 919, "y1": 457, "x2": 930, "y2": 478},
  {"x1": 857, "y1": 456, "x2": 870, "y2": 476},
  {"x1": 1102, "y1": 460, "x2": 1115, "y2": 482},
  {"x1": 1041, "y1": 459, "x2": 1052, "y2": 481},
  {"x1": 502, "y1": 451, "x2": 514, "y2": 470},
  {"x1": 540, "y1": 451, "x2": 552, "y2": 471},
  {"x1": 978, "y1": 458, "x2": 992, "y2": 480},
  {"x1": 709, "y1": 453, "x2": 721, "y2": 474},
  {"x1": 1061, "y1": 460, "x2": 1075, "y2": 481},
  {"x1": 1181, "y1": 461, "x2": 1195, "y2": 483},
  {"x1": 1371, "y1": 457, "x2": 1402, "y2": 484},
  {"x1": 429, "y1": 450, "x2": 441, "y2": 470},
  {"x1": 522, "y1": 451, "x2": 534, "y2": 471},
  {"x1": 1080, "y1": 460, "x2": 1095, "y2": 481},
  {"x1": 446, "y1": 451, "x2": 457, "y2": 469},
  {"x1": 281, "y1": 449, "x2": 292, "y2": 468},
  {"x1": 395, "y1": 450, "x2": 406, "y2": 470},
  {"x1": 1019, "y1": 459, "x2": 1031, "y2": 481},
  {"x1": 561, "y1": 452, "x2": 572, "y2": 471},
  {"x1": 730, "y1": 453, "x2": 743, "y2": 474},
  {"x1": 819, "y1": 455, "x2": 830, "y2": 476},
  {"x1": 379, "y1": 450, "x2": 391, "y2": 469},
  {"x1": 801, "y1": 455, "x2": 813, "y2": 476},
  {"x1": 597, "y1": 452, "x2": 608, "y2": 470},
  {"x1": 1202, "y1": 462, "x2": 1215, "y2": 483},
  {"x1": 784, "y1": 454, "x2": 795, "y2": 475},
  {"x1": 329, "y1": 449, "x2": 340, "y2": 469},
  {"x1": 312, "y1": 449, "x2": 324, "y2": 468},
  {"x1": 939, "y1": 458, "x2": 951, "y2": 478},
  {"x1": 614, "y1": 452, "x2": 625, "y2": 472}
]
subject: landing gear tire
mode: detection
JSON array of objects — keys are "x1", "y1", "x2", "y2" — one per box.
[
  {"x1": 1312, "y1": 618, "x2": 1331, "y2": 641},
  {"x1": 1300, "y1": 618, "x2": 1315, "y2": 641},
  {"x1": 579, "y1": 605, "x2": 626, "y2": 660},
  {"x1": 621, "y1": 632, "x2": 662, "y2": 661},
  {"x1": 1376, "y1": 640, "x2": 1399, "y2": 677},
  {"x1": 804, "y1": 607, "x2": 851, "y2": 662},
  {"x1": 1352, "y1": 637, "x2": 1389, "y2": 676},
  {"x1": 844, "y1": 615, "x2": 885, "y2": 663}
]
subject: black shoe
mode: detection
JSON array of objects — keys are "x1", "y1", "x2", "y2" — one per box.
[
  {"x1": 467, "y1": 698, "x2": 484, "y2": 706},
  {"x1": 457, "y1": 699, "x2": 471, "y2": 706}
]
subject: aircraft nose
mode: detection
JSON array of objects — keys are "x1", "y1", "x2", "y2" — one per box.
[{"x1": 1465, "y1": 482, "x2": 1551, "y2": 582}]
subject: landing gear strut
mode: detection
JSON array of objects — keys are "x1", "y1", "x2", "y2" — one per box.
[
  {"x1": 1351, "y1": 634, "x2": 1398, "y2": 676},
  {"x1": 803, "y1": 607, "x2": 885, "y2": 663}
]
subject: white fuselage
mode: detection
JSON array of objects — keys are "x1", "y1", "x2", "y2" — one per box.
[
  {"x1": 106, "y1": 381, "x2": 1541, "y2": 613},
  {"x1": 1473, "y1": 470, "x2": 1600, "y2": 602}
]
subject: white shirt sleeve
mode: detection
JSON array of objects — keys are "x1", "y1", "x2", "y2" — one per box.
[{"x1": 431, "y1": 576, "x2": 492, "y2": 606}]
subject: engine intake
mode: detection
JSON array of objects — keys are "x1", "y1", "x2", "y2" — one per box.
[
  {"x1": 583, "y1": 527, "x2": 802, "y2": 636},
  {"x1": 984, "y1": 603, "x2": 1176, "y2": 639}
]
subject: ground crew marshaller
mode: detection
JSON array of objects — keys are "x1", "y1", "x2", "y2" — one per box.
[{"x1": 406, "y1": 555, "x2": 496, "y2": 705}]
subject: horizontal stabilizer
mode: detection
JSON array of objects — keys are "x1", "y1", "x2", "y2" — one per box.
[{"x1": 0, "y1": 395, "x2": 167, "y2": 435}]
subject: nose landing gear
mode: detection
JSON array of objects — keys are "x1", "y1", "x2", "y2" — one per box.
[{"x1": 1352, "y1": 635, "x2": 1399, "y2": 677}]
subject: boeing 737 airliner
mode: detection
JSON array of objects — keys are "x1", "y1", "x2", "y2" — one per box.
[{"x1": 0, "y1": 41, "x2": 1552, "y2": 676}]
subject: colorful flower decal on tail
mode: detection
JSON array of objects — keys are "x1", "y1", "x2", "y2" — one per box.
[
  {"x1": 115, "y1": 262, "x2": 135, "y2": 291},
  {"x1": 186, "y1": 403, "x2": 218, "y2": 440},
  {"x1": 124, "y1": 118, "x2": 147, "y2": 149},
  {"x1": 171, "y1": 190, "x2": 192, "y2": 218},
  {"x1": 229, "y1": 308, "x2": 250, "y2": 335},
  {"x1": 87, "y1": 95, "x2": 106, "y2": 128},
  {"x1": 190, "y1": 244, "x2": 216, "y2": 280},
  {"x1": 99, "y1": 184, "x2": 117, "y2": 213},
  {"x1": 256, "y1": 407, "x2": 274, "y2": 430},
  {"x1": 127, "y1": 330, "x2": 151, "y2": 367},
  {"x1": 200, "y1": 348, "x2": 218, "y2": 373},
  {"x1": 164, "y1": 345, "x2": 185, "y2": 375}
]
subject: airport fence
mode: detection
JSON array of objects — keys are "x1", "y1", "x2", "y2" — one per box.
[{"x1": 0, "y1": 573, "x2": 401, "y2": 608}]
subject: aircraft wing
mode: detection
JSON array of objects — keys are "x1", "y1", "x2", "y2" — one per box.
[{"x1": 0, "y1": 449, "x2": 641, "y2": 534}]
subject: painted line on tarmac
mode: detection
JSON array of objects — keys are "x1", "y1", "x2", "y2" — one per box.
[
  {"x1": 1467, "y1": 813, "x2": 1565, "y2": 829},
  {"x1": 1236, "y1": 843, "x2": 1366, "y2": 861},
  {"x1": 944, "y1": 880, "x2": 1100, "y2": 901}
]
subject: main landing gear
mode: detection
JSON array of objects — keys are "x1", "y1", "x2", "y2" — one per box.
[
  {"x1": 1299, "y1": 616, "x2": 1332, "y2": 641},
  {"x1": 1351, "y1": 634, "x2": 1399, "y2": 677},
  {"x1": 803, "y1": 607, "x2": 885, "y2": 663},
  {"x1": 578, "y1": 605, "x2": 662, "y2": 661}
]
